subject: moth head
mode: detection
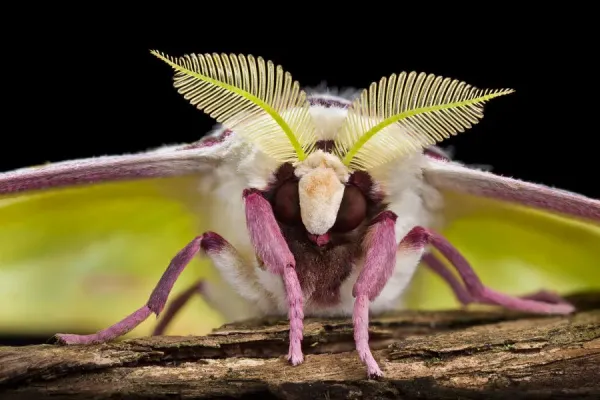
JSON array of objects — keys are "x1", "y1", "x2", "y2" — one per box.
[{"x1": 271, "y1": 151, "x2": 370, "y2": 244}]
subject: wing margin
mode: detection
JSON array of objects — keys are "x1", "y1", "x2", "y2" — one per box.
[
  {"x1": 0, "y1": 144, "x2": 227, "y2": 196},
  {"x1": 423, "y1": 158, "x2": 600, "y2": 224}
]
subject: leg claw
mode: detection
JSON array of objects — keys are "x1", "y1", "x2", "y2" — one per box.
[
  {"x1": 287, "y1": 343, "x2": 304, "y2": 366},
  {"x1": 367, "y1": 367, "x2": 384, "y2": 379},
  {"x1": 364, "y1": 356, "x2": 384, "y2": 379}
]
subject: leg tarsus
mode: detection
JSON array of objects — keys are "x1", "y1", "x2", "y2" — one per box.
[
  {"x1": 283, "y1": 265, "x2": 304, "y2": 365},
  {"x1": 152, "y1": 279, "x2": 204, "y2": 336},
  {"x1": 476, "y1": 285, "x2": 575, "y2": 314},
  {"x1": 353, "y1": 295, "x2": 383, "y2": 378},
  {"x1": 519, "y1": 289, "x2": 573, "y2": 305},
  {"x1": 54, "y1": 305, "x2": 152, "y2": 345}
]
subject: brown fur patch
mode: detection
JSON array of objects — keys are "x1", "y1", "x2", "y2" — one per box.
[
  {"x1": 279, "y1": 222, "x2": 365, "y2": 308},
  {"x1": 279, "y1": 197, "x2": 385, "y2": 308},
  {"x1": 274, "y1": 162, "x2": 295, "y2": 182}
]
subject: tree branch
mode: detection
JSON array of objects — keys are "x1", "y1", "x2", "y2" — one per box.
[{"x1": 1, "y1": 291, "x2": 599, "y2": 399}]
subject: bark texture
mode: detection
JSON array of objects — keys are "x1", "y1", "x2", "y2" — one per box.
[{"x1": 1, "y1": 291, "x2": 599, "y2": 399}]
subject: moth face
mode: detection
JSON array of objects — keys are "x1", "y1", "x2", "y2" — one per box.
[
  {"x1": 271, "y1": 151, "x2": 368, "y2": 247},
  {"x1": 272, "y1": 173, "x2": 368, "y2": 243}
]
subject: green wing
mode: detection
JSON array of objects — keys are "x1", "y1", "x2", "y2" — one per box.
[
  {"x1": 405, "y1": 190, "x2": 600, "y2": 310},
  {"x1": 0, "y1": 176, "x2": 224, "y2": 339}
]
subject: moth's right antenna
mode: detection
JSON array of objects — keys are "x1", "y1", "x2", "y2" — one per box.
[
  {"x1": 333, "y1": 71, "x2": 515, "y2": 171},
  {"x1": 151, "y1": 50, "x2": 318, "y2": 163}
]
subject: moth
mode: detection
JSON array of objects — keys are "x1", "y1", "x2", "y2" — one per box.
[{"x1": 1, "y1": 50, "x2": 599, "y2": 378}]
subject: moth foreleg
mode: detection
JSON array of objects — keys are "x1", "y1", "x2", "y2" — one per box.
[
  {"x1": 424, "y1": 229, "x2": 576, "y2": 314},
  {"x1": 352, "y1": 211, "x2": 404, "y2": 378},
  {"x1": 243, "y1": 188, "x2": 304, "y2": 366},
  {"x1": 54, "y1": 234, "x2": 206, "y2": 344}
]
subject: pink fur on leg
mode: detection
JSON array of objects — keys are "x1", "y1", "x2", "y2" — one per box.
[
  {"x1": 352, "y1": 211, "x2": 398, "y2": 378},
  {"x1": 353, "y1": 294, "x2": 381, "y2": 376},
  {"x1": 55, "y1": 235, "x2": 206, "y2": 345},
  {"x1": 153, "y1": 231, "x2": 254, "y2": 336},
  {"x1": 519, "y1": 290, "x2": 573, "y2": 305},
  {"x1": 55, "y1": 306, "x2": 152, "y2": 345},
  {"x1": 284, "y1": 265, "x2": 304, "y2": 365},
  {"x1": 243, "y1": 188, "x2": 304, "y2": 365}
]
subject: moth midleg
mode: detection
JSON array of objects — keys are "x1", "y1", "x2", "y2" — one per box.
[
  {"x1": 422, "y1": 252, "x2": 572, "y2": 307},
  {"x1": 423, "y1": 229, "x2": 575, "y2": 314},
  {"x1": 243, "y1": 188, "x2": 304, "y2": 366},
  {"x1": 421, "y1": 253, "x2": 473, "y2": 305},
  {"x1": 54, "y1": 234, "x2": 206, "y2": 345},
  {"x1": 518, "y1": 290, "x2": 573, "y2": 305},
  {"x1": 153, "y1": 233, "x2": 266, "y2": 335}
]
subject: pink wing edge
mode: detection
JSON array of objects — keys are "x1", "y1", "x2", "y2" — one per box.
[
  {"x1": 0, "y1": 130, "x2": 233, "y2": 196},
  {"x1": 422, "y1": 157, "x2": 600, "y2": 224}
]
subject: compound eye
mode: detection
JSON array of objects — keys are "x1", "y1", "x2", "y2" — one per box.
[
  {"x1": 273, "y1": 181, "x2": 301, "y2": 225},
  {"x1": 332, "y1": 185, "x2": 367, "y2": 232}
]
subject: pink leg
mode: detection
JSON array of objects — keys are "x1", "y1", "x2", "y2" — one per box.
[
  {"x1": 54, "y1": 232, "x2": 223, "y2": 345},
  {"x1": 152, "y1": 279, "x2": 204, "y2": 336},
  {"x1": 422, "y1": 253, "x2": 573, "y2": 307},
  {"x1": 422, "y1": 228, "x2": 575, "y2": 314},
  {"x1": 352, "y1": 211, "x2": 402, "y2": 378},
  {"x1": 350, "y1": 222, "x2": 576, "y2": 378},
  {"x1": 421, "y1": 253, "x2": 473, "y2": 305},
  {"x1": 243, "y1": 188, "x2": 304, "y2": 365}
]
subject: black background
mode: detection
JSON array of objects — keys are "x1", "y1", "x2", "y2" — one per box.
[
  {"x1": 2, "y1": 14, "x2": 597, "y2": 199},
  {"x1": 0, "y1": 10, "x2": 596, "y2": 345}
]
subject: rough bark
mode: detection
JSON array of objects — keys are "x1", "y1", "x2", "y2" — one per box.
[{"x1": 1, "y1": 291, "x2": 599, "y2": 400}]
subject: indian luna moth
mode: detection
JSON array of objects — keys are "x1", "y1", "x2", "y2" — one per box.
[{"x1": 1, "y1": 50, "x2": 599, "y2": 378}]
